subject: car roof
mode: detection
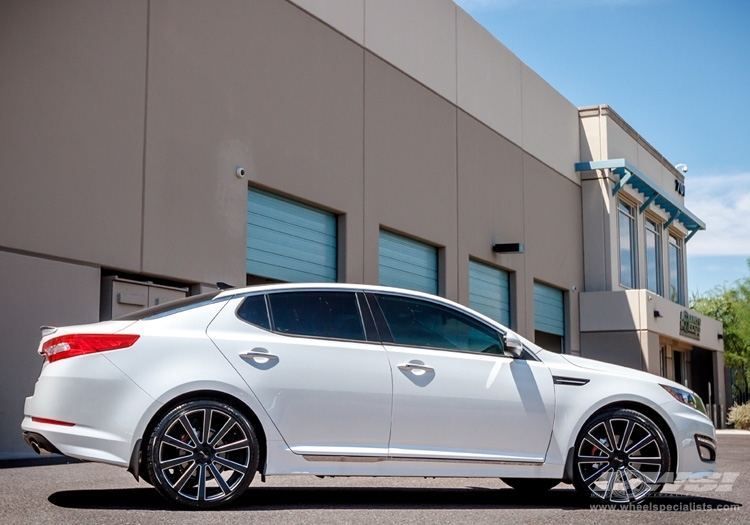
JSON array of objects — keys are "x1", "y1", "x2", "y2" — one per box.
[
  {"x1": 214, "y1": 283, "x2": 489, "y2": 317},
  {"x1": 216, "y1": 282, "x2": 442, "y2": 301}
]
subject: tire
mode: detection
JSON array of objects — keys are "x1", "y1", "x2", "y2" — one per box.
[
  {"x1": 146, "y1": 399, "x2": 259, "y2": 509},
  {"x1": 501, "y1": 478, "x2": 560, "y2": 492},
  {"x1": 572, "y1": 408, "x2": 670, "y2": 505}
]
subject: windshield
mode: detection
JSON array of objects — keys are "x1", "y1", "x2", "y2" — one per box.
[{"x1": 116, "y1": 290, "x2": 224, "y2": 320}]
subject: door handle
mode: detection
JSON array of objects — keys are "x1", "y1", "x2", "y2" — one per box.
[
  {"x1": 397, "y1": 361, "x2": 434, "y2": 374},
  {"x1": 240, "y1": 348, "x2": 279, "y2": 363}
]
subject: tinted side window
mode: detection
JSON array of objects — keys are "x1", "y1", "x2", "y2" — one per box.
[
  {"x1": 268, "y1": 291, "x2": 365, "y2": 341},
  {"x1": 375, "y1": 294, "x2": 503, "y2": 354},
  {"x1": 237, "y1": 295, "x2": 271, "y2": 330}
]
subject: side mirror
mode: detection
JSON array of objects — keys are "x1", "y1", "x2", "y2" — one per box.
[{"x1": 503, "y1": 331, "x2": 524, "y2": 358}]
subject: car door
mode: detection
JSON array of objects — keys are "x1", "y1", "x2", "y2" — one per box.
[
  {"x1": 207, "y1": 290, "x2": 393, "y2": 458},
  {"x1": 369, "y1": 292, "x2": 555, "y2": 463}
]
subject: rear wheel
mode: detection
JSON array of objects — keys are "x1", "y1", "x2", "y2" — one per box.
[
  {"x1": 572, "y1": 408, "x2": 670, "y2": 504},
  {"x1": 146, "y1": 399, "x2": 259, "y2": 508}
]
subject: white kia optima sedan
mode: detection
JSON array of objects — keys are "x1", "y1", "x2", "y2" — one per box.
[{"x1": 22, "y1": 283, "x2": 716, "y2": 508}]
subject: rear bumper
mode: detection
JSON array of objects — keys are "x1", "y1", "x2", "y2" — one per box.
[
  {"x1": 23, "y1": 431, "x2": 62, "y2": 455},
  {"x1": 21, "y1": 353, "x2": 156, "y2": 467}
]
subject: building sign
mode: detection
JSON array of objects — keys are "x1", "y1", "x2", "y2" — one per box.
[
  {"x1": 675, "y1": 179, "x2": 686, "y2": 197},
  {"x1": 680, "y1": 310, "x2": 701, "y2": 340}
]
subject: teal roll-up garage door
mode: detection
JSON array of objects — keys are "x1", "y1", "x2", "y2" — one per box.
[
  {"x1": 534, "y1": 282, "x2": 564, "y2": 336},
  {"x1": 379, "y1": 230, "x2": 438, "y2": 294},
  {"x1": 247, "y1": 188, "x2": 337, "y2": 282},
  {"x1": 469, "y1": 260, "x2": 510, "y2": 326}
]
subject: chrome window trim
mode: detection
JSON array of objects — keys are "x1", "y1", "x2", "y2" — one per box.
[{"x1": 301, "y1": 455, "x2": 544, "y2": 466}]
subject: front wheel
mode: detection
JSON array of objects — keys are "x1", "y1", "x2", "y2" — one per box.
[
  {"x1": 146, "y1": 399, "x2": 259, "y2": 508},
  {"x1": 572, "y1": 408, "x2": 670, "y2": 504}
]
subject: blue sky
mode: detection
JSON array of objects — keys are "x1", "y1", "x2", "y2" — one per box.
[{"x1": 455, "y1": 0, "x2": 750, "y2": 297}]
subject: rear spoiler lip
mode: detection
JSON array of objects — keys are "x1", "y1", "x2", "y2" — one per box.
[{"x1": 40, "y1": 326, "x2": 58, "y2": 337}]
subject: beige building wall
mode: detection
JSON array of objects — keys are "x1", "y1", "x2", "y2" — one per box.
[
  {"x1": 456, "y1": 9, "x2": 523, "y2": 149},
  {"x1": 456, "y1": 112, "x2": 526, "y2": 331},
  {"x1": 0, "y1": 0, "x2": 148, "y2": 271},
  {"x1": 523, "y1": 154, "x2": 584, "y2": 353},
  {"x1": 0, "y1": 252, "x2": 100, "y2": 456},
  {"x1": 0, "y1": 0, "x2": 599, "y2": 455},
  {"x1": 364, "y1": 0, "x2": 457, "y2": 104},
  {"x1": 362, "y1": 52, "x2": 459, "y2": 296},
  {"x1": 580, "y1": 291, "x2": 723, "y2": 353},
  {"x1": 289, "y1": 0, "x2": 365, "y2": 44},
  {"x1": 142, "y1": 0, "x2": 366, "y2": 286},
  {"x1": 291, "y1": 0, "x2": 580, "y2": 181}
]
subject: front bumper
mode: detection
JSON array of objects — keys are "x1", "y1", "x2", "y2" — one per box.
[{"x1": 664, "y1": 399, "x2": 717, "y2": 481}]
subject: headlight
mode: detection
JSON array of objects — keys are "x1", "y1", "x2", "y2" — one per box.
[{"x1": 661, "y1": 384, "x2": 707, "y2": 416}]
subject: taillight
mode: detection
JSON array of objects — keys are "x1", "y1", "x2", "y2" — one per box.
[{"x1": 41, "y1": 334, "x2": 140, "y2": 362}]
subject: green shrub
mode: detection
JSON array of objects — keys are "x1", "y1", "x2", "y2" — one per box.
[{"x1": 727, "y1": 402, "x2": 750, "y2": 430}]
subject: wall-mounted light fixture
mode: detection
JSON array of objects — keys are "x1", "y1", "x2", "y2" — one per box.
[
  {"x1": 653, "y1": 310, "x2": 663, "y2": 318},
  {"x1": 718, "y1": 334, "x2": 724, "y2": 340},
  {"x1": 492, "y1": 243, "x2": 524, "y2": 254},
  {"x1": 674, "y1": 163, "x2": 688, "y2": 174}
]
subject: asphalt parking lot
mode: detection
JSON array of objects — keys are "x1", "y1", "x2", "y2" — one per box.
[{"x1": 1, "y1": 431, "x2": 748, "y2": 525}]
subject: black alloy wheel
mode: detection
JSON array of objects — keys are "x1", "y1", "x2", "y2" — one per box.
[
  {"x1": 146, "y1": 399, "x2": 259, "y2": 508},
  {"x1": 573, "y1": 408, "x2": 670, "y2": 504}
]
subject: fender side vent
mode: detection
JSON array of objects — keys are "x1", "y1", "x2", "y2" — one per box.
[{"x1": 553, "y1": 376, "x2": 590, "y2": 386}]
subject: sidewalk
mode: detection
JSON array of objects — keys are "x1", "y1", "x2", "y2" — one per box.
[{"x1": 716, "y1": 429, "x2": 750, "y2": 435}]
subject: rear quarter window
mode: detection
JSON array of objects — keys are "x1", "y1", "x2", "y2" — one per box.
[{"x1": 236, "y1": 295, "x2": 271, "y2": 330}]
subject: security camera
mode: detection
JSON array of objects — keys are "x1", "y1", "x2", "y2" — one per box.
[
  {"x1": 674, "y1": 163, "x2": 688, "y2": 174},
  {"x1": 236, "y1": 167, "x2": 246, "y2": 178}
]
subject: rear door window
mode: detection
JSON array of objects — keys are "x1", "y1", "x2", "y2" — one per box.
[{"x1": 267, "y1": 291, "x2": 366, "y2": 342}]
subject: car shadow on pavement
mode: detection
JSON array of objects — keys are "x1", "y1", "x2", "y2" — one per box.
[{"x1": 48, "y1": 486, "x2": 743, "y2": 512}]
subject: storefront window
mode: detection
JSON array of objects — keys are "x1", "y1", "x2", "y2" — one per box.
[
  {"x1": 669, "y1": 234, "x2": 685, "y2": 305},
  {"x1": 618, "y1": 201, "x2": 637, "y2": 288},
  {"x1": 673, "y1": 349, "x2": 686, "y2": 387},
  {"x1": 659, "y1": 345, "x2": 667, "y2": 378},
  {"x1": 645, "y1": 219, "x2": 663, "y2": 295}
]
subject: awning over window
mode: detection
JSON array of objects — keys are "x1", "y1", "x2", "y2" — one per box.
[{"x1": 575, "y1": 159, "x2": 705, "y2": 241}]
